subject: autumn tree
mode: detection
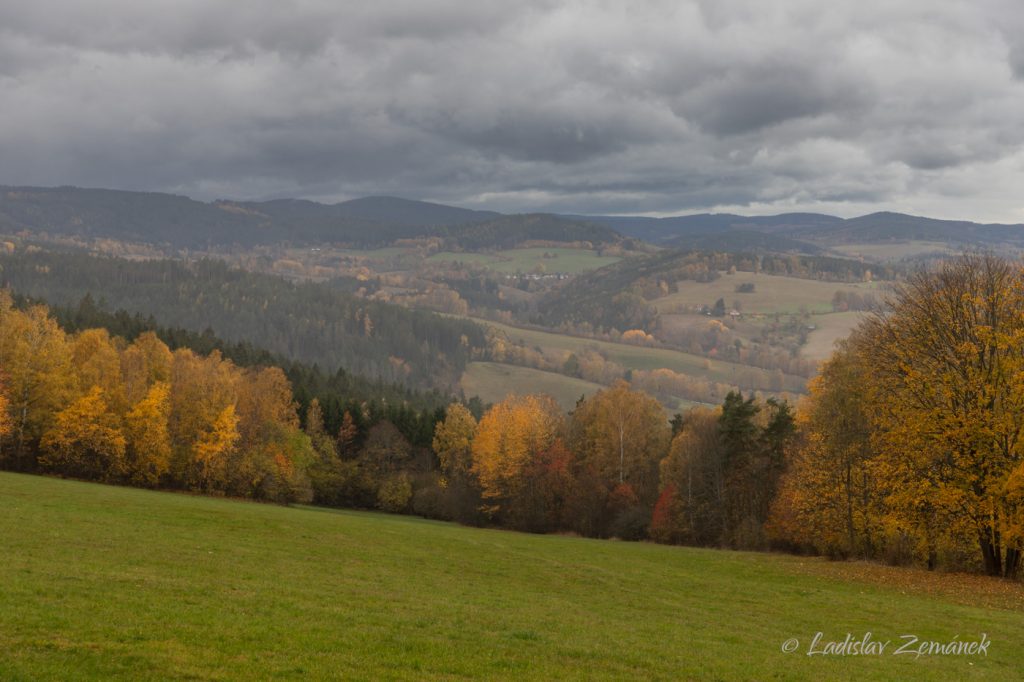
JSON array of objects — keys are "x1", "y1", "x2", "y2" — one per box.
[
  {"x1": 430, "y1": 402, "x2": 483, "y2": 521},
  {"x1": 123, "y1": 381, "x2": 172, "y2": 487},
  {"x1": 39, "y1": 386, "x2": 126, "y2": 481},
  {"x1": 658, "y1": 407, "x2": 725, "y2": 545},
  {"x1": 767, "y1": 341, "x2": 879, "y2": 558},
  {"x1": 186, "y1": 404, "x2": 240, "y2": 492},
  {"x1": 433, "y1": 403, "x2": 477, "y2": 479},
  {"x1": 237, "y1": 425, "x2": 315, "y2": 503},
  {"x1": 570, "y1": 380, "x2": 669, "y2": 502},
  {"x1": 503, "y1": 438, "x2": 575, "y2": 533},
  {"x1": 0, "y1": 295, "x2": 75, "y2": 464},
  {"x1": 167, "y1": 348, "x2": 239, "y2": 479},
  {"x1": 0, "y1": 375, "x2": 11, "y2": 446},
  {"x1": 235, "y1": 366, "x2": 298, "y2": 452},
  {"x1": 71, "y1": 328, "x2": 128, "y2": 415},
  {"x1": 649, "y1": 483, "x2": 685, "y2": 544},
  {"x1": 857, "y1": 253, "x2": 1024, "y2": 577},
  {"x1": 471, "y1": 394, "x2": 564, "y2": 516},
  {"x1": 120, "y1": 332, "x2": 172, "y2": 405}
]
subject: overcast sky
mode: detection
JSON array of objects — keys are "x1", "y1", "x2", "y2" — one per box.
[{"x1": 2, "y1": 0, "x2": 1023, "y2": 221}]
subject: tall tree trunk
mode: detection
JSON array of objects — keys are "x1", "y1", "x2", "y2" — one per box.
[
  {"x1": 1003, "y1": 548, "x2": 1021, "y2": 579},
  {"x1": 845, "y1": 459, "x2": 855, "y2": 555},
  {"x1": 979, "y1": 530, "x2": 1002, "y2": 577}
]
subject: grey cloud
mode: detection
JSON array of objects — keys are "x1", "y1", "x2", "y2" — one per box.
[{"x1": 1, "y1": 0, "x2": 1023, "y2": 222}]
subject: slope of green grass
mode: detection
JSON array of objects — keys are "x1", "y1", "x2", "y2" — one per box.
[{"x1": 1, "y1": 473, "x2": 1022, "y2": 680}]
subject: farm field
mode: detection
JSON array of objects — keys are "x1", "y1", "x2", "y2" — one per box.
[
  {"x1": 460, "y1": 361, "x2": 706, "y2": 412},
  {"x1": 470, "y1": 317, "x2": 808, "y2": 394},
  {"x1": 653, "y1": 271, "x2": 883, "y2": 315},
  {"x1": 828, "y1": 241, "x2": 958, "y2": 262},
  {"x1": 427, "y1": 247, "x2": 622, "y2": 274},
  {"x1": 461, "y1": 361, "x2": 605, "y2": 411},
  {"x1": 1, "y1": 472, "x2": 1021, "y2": 680},
  {"x1": 801, "y1": 311, "x2": 867, "y2": 361}
]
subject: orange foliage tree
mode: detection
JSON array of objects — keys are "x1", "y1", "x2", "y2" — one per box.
[
  {"x1": 0, "y1": 377, "x2": 11, "y2": 444},
  {"x1": 123, "y1": 381, "x2": 173, "y2": 487},
  {"x1": 767, "y1": 341, "x2": 880, "y2": 558},
  {"x1": 570, "y1": 380, "x2": 669, "y2": 500},
  {"x1": 471, "y1": 394, "x2": 564, "y2": 515},
  {"x1": 40, "y1": 386, "x2": 126, "y2": 481},
  {"x1": 858, "y1": 254, "x2": 1024, "y2": 577}
]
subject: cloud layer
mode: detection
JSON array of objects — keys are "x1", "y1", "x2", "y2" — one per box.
[{"x1": 2, "y1": 0, "x2": 1023, "y2": 221}]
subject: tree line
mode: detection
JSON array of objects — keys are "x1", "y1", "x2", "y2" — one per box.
[
  {"x1": 3, "y1": 253, "x2": 1020, "y2": 579},
  {"x1": 0, "y1": 290, "x2": 796, "y2": 542},
  {"x1": 0, "y1": 292, "x2": 314, "y2": 501}
]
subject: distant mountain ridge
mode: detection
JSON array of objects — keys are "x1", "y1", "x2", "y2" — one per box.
[
  {"x1": 575, "y1": 210, "x2": 1024, "y2": 246},
  {"x1": 0, "y1": 186, "x2": 614, "y2": 249},
  {"x1": 2, "y1": 185, "x2": 1022, "y2": 252}
]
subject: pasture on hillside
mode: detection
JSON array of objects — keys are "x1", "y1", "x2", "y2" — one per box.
[
  {"x1": 801, "y1": 311, "x2": 867, "y2": 361},
  {"x1": 460, "y1": 361, "x2": 706, "y2": 412},
  {"x1": 472, "y1": 318, "x2": 808, "y2": 394},
  {"x1": 653, "y1": 271, "x2": 883, "y2": 315},
  {"x1": 1, "y1": 472, "x2": 1021, "y2": 680},
  {"x1": 460, "y1": 361, "x2": 605, "y2": 411}
]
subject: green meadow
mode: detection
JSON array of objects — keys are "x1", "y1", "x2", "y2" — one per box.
[{"x1": 2, "y1": 472, "x2": 1022, "y2": 680}]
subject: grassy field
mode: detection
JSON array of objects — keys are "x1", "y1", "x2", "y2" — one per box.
[
  {"x1": 461, "y1": 361, "x2": 605, "y2": 411},
  {"x1": 828, "y1": 241, "x2": 958, "y2": 262},
  {"x1": 472, "y1": 318, "x2": 807, "y2": 394},
  {"x1": 2, "y1": 472, "x2": 1022, "y2": 680},
  {"x1": 801, "y1": 312, "x2": 867, "y2": 361},
  {"x1": 654, "y1": 271, "x2": 883, "y2": 315},
  {"x1": 460, "y1": 362, "x2": 706, "y2": 412},
  {"x1": 428, "y1": 247, "x2": 621, "y2": 275}
]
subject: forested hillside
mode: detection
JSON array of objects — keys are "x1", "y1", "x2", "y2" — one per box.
[
  {"x1": 0, "y1": 250, "x2": 486, "y2": 390},
  {"x1": 580, "y1": 210, "x2": 1024, "y2": 247},
  {"x1": 37, "y1": 294, "x2": 457, "y2": 446}
]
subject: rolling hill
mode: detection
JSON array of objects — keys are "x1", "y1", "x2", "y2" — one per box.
[
  {"x1": 2, "y1": 472, "x2": 1021, "y2": 680},
  {"x1": 6, "y1": 185, "x2": 1022, "y2": 255},
  {"x1": 0, "y1": 186, "x2": 619, "y2": 250},
  {"x1": 578, "y1": 210, "x2": 1024, "y2": 249}
]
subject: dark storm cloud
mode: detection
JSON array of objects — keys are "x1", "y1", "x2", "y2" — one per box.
[{"x1": 1, "y1": 0, "x2": 1023, "y2": 221}]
